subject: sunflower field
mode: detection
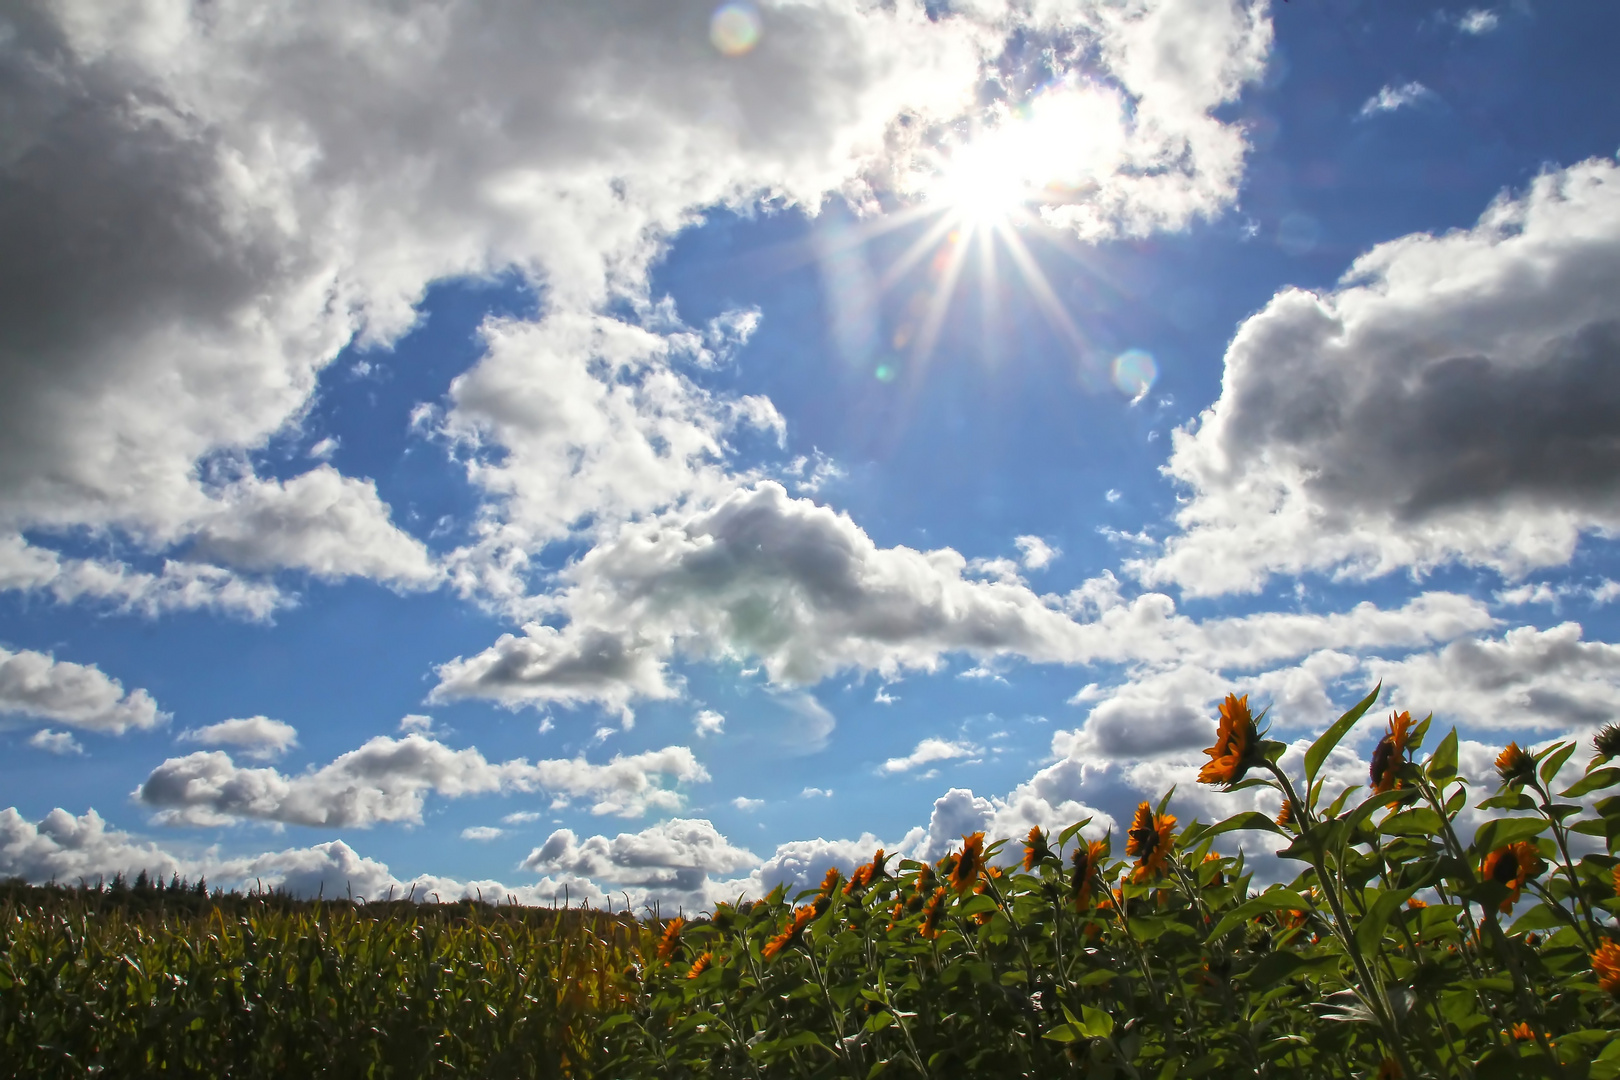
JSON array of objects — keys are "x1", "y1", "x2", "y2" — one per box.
[{"x1": 5, "y1": 688, "x2": 1620, "y2": 1079}]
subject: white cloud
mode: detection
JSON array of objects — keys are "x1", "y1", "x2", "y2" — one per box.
[
  {"x1": 398, "y1": 714, "x2": 436, "y2": 734},
  {"x1": 435, "y1": 479, "x2": 1497, "y2": 715},
  {"x1": 461, "y1": 826, "x2": 503, "y2": 841},
  {"x1": 502, "y1": 811, "x2": 542, "y2": 825},
  {"x1": 522, "y1": 818, "x2": 758, "y2": 894},
  {"x1": 1494, "y1": 579, "x2": 1620, "y2": 610},
  {"x1": 135, "y1": 735, "x2": 708, "y2": 827},
  {"x1": 308, "y1": 436, "x2": 340, "y2": 461},
  {"x1": 731, "y1": 796, "x2": 765, "y2": 811},
  {"x1": 1457, "y1": 9, "x2": 1499, "y2": 35},
  {"x1": 0, "y1": 807, "x2": 190, "y2": 885},
  {"x1": 693, "y1": 709, "x2": 726, "y2": 737},
  {"x1": 177, "y1": 716, "x2": 299, "y2": 760},
  {"x1": 0, "y1": 0, "x2": 1273, "y2": 625},
  {"x1": 913, "y1": 775, "x2": 1114, "y2": 865},
  {"x1": 0, "y1": 535, "x2": 285, "y2": 621},
  {"x1": 0, "y1": 646, "x2": 166, "y2": 734},
  {"x1": 1372, "y1": 622, "x2": 1620, "y2": 734},
  {"x1": 431, "y1": 481, "x2": 1101, "y2": 712},
  {"x1": 882, "y1": 737, "x2": 980, "y2": 774},
  {"x1": 1357, "y1": 81, "x2": 1433, "y2": 117},
  {"x1": 1145, "y1": 157, "x2": 1620, "y2": 596},
  {"x1": 801, "y1": 787, "x2": 833, "y2": 798},
  {"x1": 188, "y1": 468, "x2": 439, "y2": 588},
  {"x1": 1014, "y1": 535, "x2": 1059, "y2": 569},
  {"x1": 28, "y1": 729, "x2": 84, "y2": 755}
]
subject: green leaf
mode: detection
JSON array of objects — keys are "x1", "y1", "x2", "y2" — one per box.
[
  {"x1": 1306, "y1": 683, "x2": 1381, "y2": 792},
  {"x1": 1408, "y1": 713, "x2": 1432, "y2": 752},
  {"x1": 863, "y1": 1011, "x2": 895, "y2": 1033},
  {"x1": 1476, "y1": 791, "x2": 1535, "y2": 811},
  {"x1": 1562, "y1": 767, "x2": 1620, "y2": 798},
  {"x1": 1206, "y1": 888, "x2": 1313, "y2": 942},
  {"x1": 1042, "y1": 1023, "x2": 1081, "y2": 1043},
  {"x1": 1427, "y1": 728, "x2": 1458, "y2": 782},
  {"x1": 1471, "y1": 816, "x2": 1548, "y2": 855},
  {"x1": 1057, "y1": 818, "x2": 1093, "y2": 852},
  {"x1": 1155, "y1": 785, "x2": 1178, "y2": 819},
  {"x1": 1323, "y1": 785, "x2": 1362, "y2": 819},
  {"x1": 1191, "y1": 812, "x2": 1284, "y2": 843},
  {"x1": 1538, "y1": 741, "x2": 1577, "y2": 786},
  {"x1": 1246, "y1": 952, "x2": 1340, "y2": 989},
  {"x1": 1380, "y1": 807, "x2": 1441, "y2": 837},
  {"x1": 1354, "y1": 887, "x2": 1415, "y2": 956},
  {"x1": 1078, "y1": 1005, "x2": 1115, "y2": 1039}
]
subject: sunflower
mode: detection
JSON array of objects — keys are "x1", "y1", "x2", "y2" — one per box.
[
  {"x1": 762, "y1": 905, "x2": 816, "y2": 960},
  {"x1": 656, "y1": 917, "x2": 684, "y2": 962},
  {"x1": 1023, "y1": 826, "x2": 1053, "y2": 871},
  {"x1": 1198, "y1": 693, "x2": 1263, "y2": 787},
  {"x1": 1369, "y1": 711, "x2": 1414, "y2": 794},
  {"x1": 1594, "y1": 723, "x2": 1620, "y2": 763},
  {"x1": 918, "y1": 886, "x2": 948, "y2": 940},
  {"x1": 1125, "y1": 802, "x2": 1177, "y2": 884},
  {"x1": 1508, "y1": 1022, "x2": 1536, "y2": 1042},
  {"x1": 686, "y1": 952, "x2": 713, "y2": 979},
  {"x1": 1481, "y1": 841, "x2": 1547, "y2": 913},
  {"x1": 950, "y1": 832, "x2": 986, "y2": 893},
  {"x1": 906, "y1": 864, "x2": 936, "y2": 914},
  {"x1": 1592, "y1": 939, "x2": 1620, "y2": 996},
  {"x1": 1275, "y1": 798, "x2": 1295, "y2": 829},
  {"x1": 812, "y1": 867, "x2": 841, "y2": 915},
  {"x1": 1069, "y1": 838, "x2": 1108, "y2": 911},
  {"x1": 1495, "y1": 741, "x2": 1536, "y2": 786}
]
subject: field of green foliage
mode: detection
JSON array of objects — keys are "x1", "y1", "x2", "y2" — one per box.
[{"x1": 4, "y1": 688, "x2": 1620, "y2": 1079}]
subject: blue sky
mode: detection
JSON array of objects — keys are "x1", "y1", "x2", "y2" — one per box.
[{"x1": 4, "y1": 0, "x2": 1620, "y2": 905}]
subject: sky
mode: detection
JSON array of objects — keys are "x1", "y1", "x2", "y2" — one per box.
[{"x1": 4, "y1": 0, "x2": 1620, "y2": 908}]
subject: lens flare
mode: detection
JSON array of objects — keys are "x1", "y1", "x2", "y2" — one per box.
[
  {"x1": 710, "y1": 3, "x2": 761, "y2": 56},
  {"x1": 1111, "y1": 349, "x2": 1157, "y2": 400}
]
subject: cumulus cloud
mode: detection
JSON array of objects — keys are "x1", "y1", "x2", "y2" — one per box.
[
  {"x1": 913, "y1": 774, "x2": 1114, "y2": 865},
  {"x1": 732, "y1": 796, "x2": 765, "y2": 811},
  {"x1": 461, "y1": 826, "x2": 503, "y2": 841},
  {"x1": 187, "y1": 468, "x2": 439, "y2": 587},
  {"x1": 1014, "y1": 535, "x2": 1059, "y2": 570},
  {"x1": 1456, "y1": 9, "x2": 1499, "y2": 35},
  {"x1": 1372, "y1": 623, "x2": 1620, "y2": 734},
  {"x1": 882, "y1": 737, "x2": 980, "y2": 774},
  {"x1": 1145, "y1": 157, "x2": 1620, "y2": 596},
  {"x1": 431, "y1": 482, "x2": 1099, "y2": 712},
  {"x1": 693, "y1": 709, "x2": 726, "y2": 737},
  {"x1": 135, "y1": 735, "x2": 708, "y2": 827},
  {"x1": 0, "y1": 807, "x2": 188, "y2": 884},
  {"x1": 435, "y1": 490, "x2": 1500, "y2": 719},
  {"x1": 0, "y1": 645, "x2": 166, "y2": 734},
  {"x1": 522, "y1": 818, "x2": 758, "y2": 894},
  {"x1": 28, "y1": 729, "x2": 83, "y2": 755},
  {"x1": 1357, "y1": 81, "x2": 1432, "y2": 117},
  {"x1": 0, "y1": 0, "x2": 1272, "y2": 625},
  {"x1": 0, "y1": 536, "x2": 286, "y2": 620},
  {"x1": 177, "y1": 716, "x2": 299, "y2": 760}
]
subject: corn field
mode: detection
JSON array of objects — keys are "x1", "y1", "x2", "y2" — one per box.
[{"x1": 5, "y1": 689, "x2": 1620, "y2": 1078}]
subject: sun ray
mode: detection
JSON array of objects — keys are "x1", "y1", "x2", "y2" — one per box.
[
  {"x1": 996, "y1": 223, "x2": 1093, "y2": 357},
  {"x1": 908, "y1": 224, "x2": 973, "y2": 372}
]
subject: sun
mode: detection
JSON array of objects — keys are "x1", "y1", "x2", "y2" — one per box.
[
  {"x1": 930, "y1": 134, "x2": 1040, "y2": 227},
  {"x1": 812, "y1": 83, "x2": 1133, "y2": 386}
]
